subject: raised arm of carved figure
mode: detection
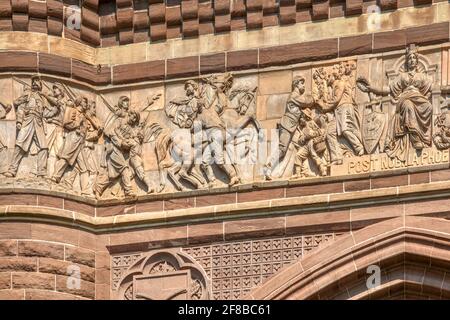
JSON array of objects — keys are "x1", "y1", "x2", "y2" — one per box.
[{"x1": 357, "y1": 76, "x2": 389, "y2": 96}]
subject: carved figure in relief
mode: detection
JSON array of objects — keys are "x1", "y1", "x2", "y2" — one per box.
[
  {"x1": 199, "y1": 73, "x2": 240, "y2": 187},
  {"x1": 433, "y1": 108, "x2": 450, "y2": 150},
  {"x1": 313, "y1": 68, "x2": 342, "y2": 165},
  {"x1": 93, "y1": 109, "x2": 140, "y2": 198},
  {"x1": 4, "y1": 76, "x2": 50, "y2": 178},
  {"x1": 157, "y1": 80, "x2": 208, "y2": 191},
  {"x1": 43, "y1": 83, "x2": 67, "y2": 158},
  {"x1": 265, "y1": 76, "x2": 327, "y2": 180},
  {"x1": 357, "y1": 45, "x2": 433, "y2": 161},
  {"x1": 0, "y1": 100, "x2": 12, "y2": 155},
  {"x1": 51, "y1": 97, "x2": 101, "y2": 195},
  {"x1": 319, "y1": 62, "x2": 364, "y2": 156},
  {"x1": 291, "y1": 108, "x2": 328, "y2": 178}
]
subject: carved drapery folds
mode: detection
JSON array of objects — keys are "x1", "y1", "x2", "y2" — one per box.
[
  {"x1": 0, "y1": 44, "x2": 448, "y2": 198},
  {"x1": 115, "y1": 249, "x2": 211, "y2": 300}
]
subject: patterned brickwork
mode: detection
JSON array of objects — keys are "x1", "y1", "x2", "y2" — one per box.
[{"x1": 111, "y1": 232, "x2": 345, "y2": 299}]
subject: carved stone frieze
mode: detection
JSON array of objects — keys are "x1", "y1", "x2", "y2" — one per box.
[{"x1": 0, "y1": 44, "x2": 447, "y2": 199}]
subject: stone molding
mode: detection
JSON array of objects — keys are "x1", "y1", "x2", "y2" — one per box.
[
  {"x1": 2, "y1": 177, "x2": 450, "y2": 234},
  {"x1": 0, "y1": 22, "x2": 448, "y2": 85},
  {"x1": 0, "y1": 0, "x2": 441, "y2": 48}
]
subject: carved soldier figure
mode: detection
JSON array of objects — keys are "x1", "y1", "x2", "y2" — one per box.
[
  {"x1": 320, "y1": 64, "x2": 364, "y2": 156},
  {"x1": 51, "y1": 97, "x2": 99, "y2": 195},
  {"x1": 264, "y1": 76, "x2": 316, "y2": 180},
  {"x1": 197, "y1": 75, "x2": 240, "y2": 187},
  {"x1": 5, "y1": 76, "x2": 50, "y2": 178},
  {"x1": 43, "y1": 83, "x2": 67, "y2": 158},
  {"x1": 358, "y1": 45, "x2": 433, "y2": 161},
  {"x1": 291, "y1": 108, "x2": 327, "y2": 179},
  {"x1": 279, "y1": 76, "x2": 314, "y2": 158},
  {"x1": 93, "y1": 110, "x2": 139, "y2": 198},
  {"x1": 57, "y1": 98, "x2": 102, "y2": 195}
]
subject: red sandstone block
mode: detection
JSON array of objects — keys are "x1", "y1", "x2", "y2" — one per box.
[
  {"x1": 166, "y1": 56, "x2": 199, "y2": 79},
  {"x1": 164, "y1": 197, "x2": 195, "y2": 211},
  {"x1": 259, "y1": 38, "x2": 338, "y2": 67},
  {"x1": 0, "y1": 289, "x2": 24, "y2": 300},
  {"x1": 0, "y1": 272, "x2": 11, "y2": 289},
  {"x1": 135, "y1": 200, "x2": 164, "y2": 213},
  {"x1": 370, "y1": 174, "x2": 408, "y2": 189},
  {"x1": 406, "y1": 22, "x2": 450, "y2": 46},
  {"x1": 65, "y1": 246, "x2": 95, "y2": 268},
  {"x1": 286, "y1": 182, "x2": 343, "y2": 198},
  {"x1": 25, "y1": 289, "x2": 85, "y2": 300},
  {"x1": 47, "y1": 16, "x2": 63, "y2": 35},
  {"x1": 183, "y1": 18, "x2": 199, "y2": 37},
  {"x1": 0, "y1": 51, "x2": 37, "y2": 72},
  {"x1": 373, "y1": 29, "x2": 406, "y2": 53},
  {"x1": 237, "y1": 188, "x2": 285, "y2": 203},
  {"x1": 379, "y1": 0, "x2": 397, "y2": 10},
  {"x1": 227, "y1": 49, "x2": 258, "y2": 71},
  {"x1": 215, "y1": 0, "x2": 231, "y2": 15},
  {"x1": 134, "y1": 11, "x2": 149, "y2": 29},
  {"x1": 345, "y1": 0, "x2": 362, "y2": 15},
  {"x1": 118, "y1": 29, "x2": 134, "y2": 45},
  {"x1": 12, "y1": 272, "x2": 55, "y2": 290},
  {"x1": 344, "y1": 179, "x2": 370, "y2": 192},
  {"x1": 11, "y1": 0, "x2": 28, "y2": 13},
  {"x1": 182, "y1": 0, "x2": 199, "y2": 19},
  {"x1": 312, "y1": 0, "x2": 329, "y2": 20},
  {"x1": 0, "y1": 257, "x2": 37, "y2": 272},
  {"x1": 339, "y1": 34, "x2": 372, "y2": 57},
  {"x1": 96, "y1": 203, "x2": 136, "y2": 217},
  {"x1": 224, "y1": 216, "x2": 285, "y2": 240},
  {"x1": 215, "y1": 13, "x2": 231, "y2": 32},
  {"x1": 12, "y1": 13, "x2": 28, "y2": 31},
  {"x1": 196, "y1": 193, "x2": 236, "y2": 207},
  {"x1": 18, "y1": 241, "x2": 64, "y2": 260},
  {"x1": 149, "y1": 3, "x2": 166, "y2": 23},
  {"x1": 0, "y1": 2, "x2": 12, "y2": 17},
  {"x1": 150, "y1": 22, "x2": 167, "y2": 41},
  {"x1": 113, "y1": 60, "x2": 165, "y2": 84},
  {"x1": 188, "y1": 222, "x2": 224, "y2": 243},
  {"x1": 72, "y1": 59, "x2": 111, "y2": 86},
  {"x1": 116, "y1": 7, "x2": 133, "y2": 29},
  {"x1": 46, "y1": 0, "x2": 63, "y2": 19},
  {"x1": 28, "y1": 0, "x2": 47, "y2": 19},
  {"x1": 0, "y1": 240, "x2": 18, "y2": 257},
  {"x1": 200, "y1": 53, "x2": 225, "y2": 74},
  {"x1": 81, "y1": 7, "x2": 100, "y2": 30},
  {"x1": 55, "y1": 275, "x2": 95, "y2": 299},
  {"x1": 38, "y1": 53, "x2": 71, "y2": 77},
  {"x1": 247, "y1": 11, "x2": 263, "y2": 29},
  {"x1": 279, "y1": 6, "x2": 296, "y2": 25},
  {"x1": 0, "y1": 18, "x2": 13, "y2": 31},
  {"x1": 38, "y1": 258, "x2": 95, "y2": 282}
]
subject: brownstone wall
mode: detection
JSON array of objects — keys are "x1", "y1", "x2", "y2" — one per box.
[{"x1": 0, "y1": 223, "x2": 110, "y2": 300}]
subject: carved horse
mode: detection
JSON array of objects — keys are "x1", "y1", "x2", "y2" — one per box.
[{"x1": 150, "y1": 82, "x2": 259, "y2": 192}]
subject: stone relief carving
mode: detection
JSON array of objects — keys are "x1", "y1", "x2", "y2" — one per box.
[
  {"x1": 0, "y1": 44, "x2": 447, "y2": 198},
  {"x1": 114, "y1": 249, "x2": 211, "y2": 300}
]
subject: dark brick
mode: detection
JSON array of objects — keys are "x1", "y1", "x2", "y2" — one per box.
[
  {"x1": 200, "y1": 53, "x2": 225, "y2": 74},
  {"x1": 38, "y1": 53, "x2": 71, "y2": 77},
  {"x1": 339, "y1": 34, "x2": 372, "y2": 57},
  {"x1": 166, "y1": 56, "x2": 199, "y2": 79},
  {"x1": 0, "y1": 51, "x2": 37, "y2": 72},
  {"x1": 227, "y1": 49, "x2": 258, "y2": 71},
  {"x1": 113, "y1": 60, "x2": 165, "y2": 84},
  {"x1": 72, "y1": 59, "x2": 111, "y2": 85},
  {"x1": 259, "y1": 38, "x2": 338, "y2": 68}
]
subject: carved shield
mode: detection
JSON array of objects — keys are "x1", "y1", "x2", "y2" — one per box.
[
  {"x1": 362, "y1": 108, "x2": 387, "y2": 154},
  {"x1": 133, "y1": 270, "x2": 191, "y2": 300}
]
